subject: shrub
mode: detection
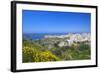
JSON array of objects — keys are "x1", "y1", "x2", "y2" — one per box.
[
  {"x1": 22, "y1": 46, "x2": 60, "y2": 63},
  {"x1": 38, "y1": 51, "x2": 60, "y2": 62},
  {"x1": 22, "y1": 47, "x2": 35, "y2": 62}
]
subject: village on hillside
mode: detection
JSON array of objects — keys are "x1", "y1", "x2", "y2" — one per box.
[{"x1": 39, "y1": 33, "x2": 91, "y2": 49}]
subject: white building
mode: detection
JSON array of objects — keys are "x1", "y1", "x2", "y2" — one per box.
[{"x1": 58, "y1": 41, "x2": 68, "y2": 47}]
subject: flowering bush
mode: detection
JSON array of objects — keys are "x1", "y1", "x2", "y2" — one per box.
[{"x1": 22, "y1": 46, "x2": 60, "y2": 62}]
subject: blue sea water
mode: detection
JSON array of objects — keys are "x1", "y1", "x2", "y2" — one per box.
[{"x1": 23, "y1": 33, "x2": 67, "y2": 40}]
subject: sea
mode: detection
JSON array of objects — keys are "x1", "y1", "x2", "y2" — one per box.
[{"x1": 23, "y1": 33, "x2": 68, "y2": 40}]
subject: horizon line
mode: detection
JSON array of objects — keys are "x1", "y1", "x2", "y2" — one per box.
[{"x1": 23, "y1": 32, "x2": 91, "y2": 34}]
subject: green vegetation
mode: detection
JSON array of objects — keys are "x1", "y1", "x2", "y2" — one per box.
[
  {"x1": 22, "y1": 39, "x2": 91, "y2": 63},
  {"x1": 23, "y1": 40, "x2": 60, "y2": 62}
]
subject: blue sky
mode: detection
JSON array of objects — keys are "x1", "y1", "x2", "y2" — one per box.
[{"x1": 22, "y1": 10, "x2": 91, "y2": 33}]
